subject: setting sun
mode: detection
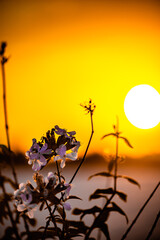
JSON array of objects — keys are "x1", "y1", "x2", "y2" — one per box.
[{"x1": 124, "y1": 85, "x2": 160, "y2": 129}]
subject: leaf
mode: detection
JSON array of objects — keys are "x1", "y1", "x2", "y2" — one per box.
[
  {"x1": 101, "y1": 133, "x2": 116, "y2": 140},
  {"x1": 72, "y1": 206, "x2": 101, "y2": 220},
  {"x1": 0, "y1": 196, "x2": 8, "y2": 225},
  {"x1": 88, "y1": 172, "x2": 114, "y2": 180},
  {"x1": 111, "y1": 202, "x2": 128, "y2": 223},
  {"x1": 108, "y1": 158, "x2": 116, "y2": 172},
  {"x1": 1, "y1": 227, "x2": 15, "y2": 240},
  {"x1": 1, "y1": 176, "x2": 17, "y2": 189},
  {"x1": 39, "y1": 201, "x2": 45, "y2": 211},
  {"x1": 89, "y1": 194, "x2": 107, "y2": 201},
  {"x1": 119, "y1": 136, "x2": 133, "y2": 148},
  {"x1": 97, "y1": 222, "x2": 111, "y2": 240},
  {"x1": 118, "y1": 175, "x2": 140, "y2": 188},
  {"x1": 68, "y1": 195, "x2": 82, "y2": 200},
  {"x1": 92, "y1": 188, "x2": 114, "y2": 196},
  {"x1": 116, "y1": 190, "x2": 127, "y2": 202},
  {"x1": 27, "y1": 217, "x2": 37, "y2": 227}
]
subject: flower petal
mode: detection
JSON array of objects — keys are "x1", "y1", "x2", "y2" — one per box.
[{"x1": 60, "y1": 159, "x2": 66, "y2": 168}]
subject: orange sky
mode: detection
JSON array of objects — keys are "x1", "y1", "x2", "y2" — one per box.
[{"x1": 0, "y1": 0, "x2": 160, "y2": 158}]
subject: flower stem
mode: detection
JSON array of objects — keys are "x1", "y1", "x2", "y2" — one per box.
[
  {"x1": 1, "y1": 58, "x2": 19, "y2": 187},
  {"x1": 69, "y1": 111, "x2": 94, "y2": 184},
  {"x1": 85, "y1": 118, "x2": 119, "y2": 240},
  {"x1": 145, "y1": 210, "x2": 160, "y2": 240},
  {"x1": 1, "y1": 48, "x2": 30, "y2": 238},
  {"x1": 45, "y1": 200, "x2": 62, "y2": 240},
  {"x1": 121, "y1": 181, "x2": 160, "y2": 240},
  {"x1": 0, "y1": 172, "x2": 21, "y2": 240}
]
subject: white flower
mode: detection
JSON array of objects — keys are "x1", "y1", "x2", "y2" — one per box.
[
  {"x1": 17, "y1": 203, "x2": 38, "y2": 218},
  {"x1": 14, "y1": 182, "x2": 38, "y2": 218},
  {"x1": 55, "y1": 125, "x2": 76, "y2": 138},
  {"x1": 54, "y1": 144, "x2": 78, "y2": 168},
  {"x1": 44, "y1": 172, "x2": 57, "y2": 186},
  {"x1": 25, "y1": 139, "x2": 52, "y2": 171}
]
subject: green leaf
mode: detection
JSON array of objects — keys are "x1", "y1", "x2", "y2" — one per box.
[
  {"x1": 111, "y1": 202, "x2": 128, "y2": 223},
  {"x1": 88, "y1": 172, "x2": 114, "y2": 180},
  {"x1": 119, "y1": 136, "x2": 133, "y2": 148},
  {"x1": 101, "y1": 133, "x2": 116, "y2": 140},
  {"x1": 118, "y1": 175, "x2": 140, "y2": 188}
]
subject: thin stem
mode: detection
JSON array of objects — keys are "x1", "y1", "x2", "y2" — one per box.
[
  {"x1": 1, "y1": 60, "x2": 18, "y2": 187},
  {"x1": 42, "y1": 110, "x2": 94, "y2": 240},
  {"x1": 56, "y1": 161, "x2": 61, "y2": 184},
  {"x1": 69, "y1": 112, "x2": 94, "y2": 184},
  {"x1": 145, "y1": 211, "x2": 160, "y2": 240},
  {"x1": 85, "y1": 119, "x2": 119, "y2": 240},
  {"x1": 45, "y1": 200, "x2": 62, "y2": 240},
  {"x1": 1, "y1": 177, "x2": 21, "y2": 240},
  {"x1": 121, "y1": 181, "x2": 160, "y2": 240},
  {"x1": 1, "y1": 53, "x2": 30, "y2": 237}
]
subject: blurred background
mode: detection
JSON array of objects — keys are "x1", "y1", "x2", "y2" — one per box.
[{"x1": 0, "y1": 0, "x2": 160, "y2": 239}]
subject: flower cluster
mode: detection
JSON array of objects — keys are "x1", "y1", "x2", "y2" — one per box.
[
  {"x1": 14, "y1": 172, "x2": 72, "y2": 218},
  {"x1": 14, "y1": 126, "x2": 79, "y2": 218},
  {"x1": 25, "y1": 125, "x2": 80, "y2": 171}
]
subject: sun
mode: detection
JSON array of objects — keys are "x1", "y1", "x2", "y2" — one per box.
[{"x1": 124, "y1": 85, "x2": 160, "y2": 129}]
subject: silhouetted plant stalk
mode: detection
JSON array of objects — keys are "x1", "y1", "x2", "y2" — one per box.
[
  {"x1": 121, "y1": 181, "x2": 160, "y2": 240},
  {"x1": 85, "y1": 117, "x2": 133, "y2": 240},
  {"x1": 0, "y1": 42, "x2": 30, "y2": 239},
  {"x1": 45, "y1": 200, "x2": 62, "y2": 240},
  {"x1": 69, "y1": 99, "x2": 95, "y2": 184},
  {"x1": 42, "y1": 100, "x2": 95, "y2": 240},
  {"x1": 146, "y1": 210, "x2": 160, "y2": 240},
  {"x1": 0, "y1": 169, "x2": 21, "y2": 240},
  {"x1": 1, "y1": 42, "x2": 18, "y2": 186}
]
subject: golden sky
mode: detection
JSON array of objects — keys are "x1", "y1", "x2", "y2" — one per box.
[{"x1": 0, "y1": 0, "x2": 160, "y2": 158}]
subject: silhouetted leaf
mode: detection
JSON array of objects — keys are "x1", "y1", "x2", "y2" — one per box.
[
  {"x1": 119, "y1": 136, "x2": 133, "y2": 148},
  {"x1": 111, "y1": 202, "x2": 128, "y2": 223},
  {"x1": 88, "y1": 172, "x2": 113, "y2": 180},
  {"x1": 118, "y1": 175, "x2": 140, "y2": 188},
  {"x1": 0, "y1": 176, "x2": 17, "y2": 189},
  {"x1": 89, "y1": 193, "x2": 107, "y2": 201},
  {"x1": 97, "y1": 222, "x2": 111, "y2": 240},
  {"x1": 39, "y1": 201, "x2": 45, "y2": 211},
  {"x1": 92, "y1": 188, "x2": 114, "y2": 196},
  {"x1": 101, "y1": 133, "x2": 116, "y2": 140},
  {"x1": 108, "y1": 158, "x2": 116, "y2": 172},
  {"x1": 72, "y1": 206, "x2": 101, "y2": 220},
  {"x1": 27, "y1": 217, "x2": 37, "y2": 227},
  {"x1": 1, "y1": 227, "x2": 15, "y2": 240},
  {"x1": 0, "y1": 196, "x2": 8, "y2": 224},
  {"x1": 116, "y1": 190, "x2": 127, "y2": 202},
  {"x1": 68, "y1": 195, "x2": 82, "y2": 200}
]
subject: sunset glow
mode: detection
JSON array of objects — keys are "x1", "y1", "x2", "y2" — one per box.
[{"x1": 0, "y1": 0, "x2": 160, "y2": 158}]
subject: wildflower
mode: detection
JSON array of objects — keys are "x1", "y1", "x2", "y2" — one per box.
[
  {"x1": 25, "y1": 139, "x2": 52, "y2": 171},
  {"x1": 14, "y1": 182, "x2": 38, "y2": 218},
  {"x1": 54, "y1": 144, "x2": 78, "y2": 168},
  {"x1": 55, "y1": 125, "x2": 76, "y2": 138},
  {"x1": 44, "y1": 172, "x2": 57, "y2": 187},
  {"x1": 63, "y1": 202, "x2": 71, "y2": 211}
]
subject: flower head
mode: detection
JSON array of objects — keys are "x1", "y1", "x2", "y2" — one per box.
[
  {"x1": 25, "y1": 139, "x2": 52, "y2": 171},
  {"x1": 14, "y1": 182, "x2": 38, "y2": 218},
  {"x1": 55, "y1": 125, "x2": 76, "y2": 138},
  {"x1": 54, "y1": 144, "x2": 78, "y2": 168}
]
